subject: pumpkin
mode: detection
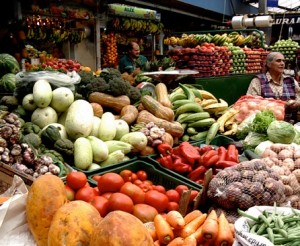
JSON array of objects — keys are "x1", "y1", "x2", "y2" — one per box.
[
  {"x1": 90, "y1": 210, "x2": 153, "y2": 246},
  {"x1": 26, "y1": 175, "x2": 68, "y2": 246},
  {"x1": 48, "y1": 200, "x2": 101, "y2": 246}
]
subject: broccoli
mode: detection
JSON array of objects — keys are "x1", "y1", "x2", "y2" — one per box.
[
  {"x1": 85, "y1": 77, "x2": 110, "y2": 97},
  {"x1": 108, "y1": 77, "x2": 132, "y2": 97},
  {"x1": 100, "y1": 68, "x2": 122, "y2": 81}
]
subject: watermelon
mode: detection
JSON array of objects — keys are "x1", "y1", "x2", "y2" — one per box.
[
  {"x1": 0, "y1": 53, "x2": 20, "y2": 77},
  {"x1": 0, "y1": 73, "x2": 16, "y2": 93}
]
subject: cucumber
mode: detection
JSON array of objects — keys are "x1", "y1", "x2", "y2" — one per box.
[
  {"x1": 74, "y1": 137, "x2": 93, "y2": 170},
  {"x1": 98, "y1": 112, "x2": 116, "y2": 141},
  {"x1": 244, "y1": 149, "x2": 261, "y2": 160}
]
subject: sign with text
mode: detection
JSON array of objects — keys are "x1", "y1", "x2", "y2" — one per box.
[{"x1": 108, "y1": 4, "x2": 159, "y2": 20}]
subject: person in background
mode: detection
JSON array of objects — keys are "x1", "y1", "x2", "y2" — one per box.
[
  {"x1": 284, "y1": 62, "x2": 296, "y2": 78},
  {"x1": 246, "y1": 51, "x2": 300, "y2": 123},
  {"x1": 118, "y1": 41, "x2": 147, "y2": 74}
]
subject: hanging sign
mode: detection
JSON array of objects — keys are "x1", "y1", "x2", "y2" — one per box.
[
  {"x1": 267, "y1": 0, "x2": 279, "y2": 7},
  {"x1": 107, "y1": 4, "x2": 159, "y2": 20},
  {"x1": 273, "y1": 14, "x2": 300, "y2": 25}
]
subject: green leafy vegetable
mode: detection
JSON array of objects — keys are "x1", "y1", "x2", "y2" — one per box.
[
  {"x1": 250, "y1": 109, "x2": 276, "y2": 134},
  {"x1": 267, "y1": 120, "x2": 296, "y2": 144}
]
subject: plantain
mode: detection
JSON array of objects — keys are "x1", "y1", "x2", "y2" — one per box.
[
  {"x1": 217, "y1": 108, "x2": 239, "y2": 132},
  {"x1": 198, "y1": 90, "x2": 217, "y2": 100},
  {"x1": 200, "y1": 98, "x2": 218, "y2": 108},
  {"x1": 203, "y1": 99, "x2": 228, "y2": 114}
]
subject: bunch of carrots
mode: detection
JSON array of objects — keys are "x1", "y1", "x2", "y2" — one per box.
[{"x1": 147, "y1": 209, "x2": 234, "y2": 246}]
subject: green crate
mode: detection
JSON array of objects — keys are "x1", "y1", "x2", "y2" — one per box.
[
  {"x1": 197, "y1": 134, "x2": 234, "y2": 147},
  {"x1": 72, "y1": 156, "x2": 138, "y2": 174},
  {"x1": 88, "y1": 160, "x2": 202, "y2": 191}
]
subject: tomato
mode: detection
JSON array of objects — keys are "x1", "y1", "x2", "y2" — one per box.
[
  {"x1": 144, "y1": 190, "x2": 169, "y2": 213},
  {"x1": 92, "y1": 175, "x2": 102, "y2": 183},
  {"x1": 143, "y1": 180, "x2": 153, "y2": 186},
  {"x1": 165, "y1": 189, "x2": 180, "y2": 203},
  {"x1": 130, "y1": 173, "x2": 138, "y2": 182},
  {"x1": 175, "y1": 184, "x2": 189, "y2": 195},
  {"x1": 154, "y1": 185, "x2": 166, "y2": 194},
  {"x1": 133, "y1": 204, "x2": 158, "y2": 223},
  {"x1": 66, "y1": 171, "x2": 87, "y2": 190},
  {"x1": 75, "y1": 186, "x2": 96, "y2": 202},
  {"x1": 120, "y1": 182, "x2": 145, "y2": 204},
  {"x1": 136, "y1": 170, "x2": 147, "y2": 181},
  {"x1": 65, "y1": 185, "x2": 75, "y2": 201},
  {"x1": 101, "y1": 192, "x2": 113, "y2": 200},
  {"x1": 90, "y1": 196, "x2": 109, "y2": 217},
  {"x1": 138, "y1": 182, "x2": 152, "y2": 192},
  {"x1": 119, "y1": 169, "x2": 133, "y2": 182},
  {"x1": 107, "y1": 192, "x2": 134, "y2": 214},
  {"x1": 97, "y1": 172, "x2": 125, "y2": 194},
  {"x1": 133, "y1": 179, "x2": 143, "y2": 186},
  {"x1": 167, "y1": 201, "x2": 179, "y2": 212},
  {"x1": 93, "y1": 187, "x2": 100, "y2": 196},
  {"x1": 189, "y1": 190, "x2": 199, "y2": 204}
]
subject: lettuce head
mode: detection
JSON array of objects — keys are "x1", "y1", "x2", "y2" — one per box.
[{"x1": 267, "y1": 120, "x2": 296, "y2": 144}]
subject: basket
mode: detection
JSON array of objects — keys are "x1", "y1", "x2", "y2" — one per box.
[{"x1": 88, "y1": 159, "x2": 202, "y2": 191}]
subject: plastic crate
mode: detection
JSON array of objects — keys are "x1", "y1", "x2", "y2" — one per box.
[
  {"x1": 88, "y1": 159, "x2": 202, "y2": 191},
  {"x1": 196, "y1": 134, "x2": 235, "y2": 147}
]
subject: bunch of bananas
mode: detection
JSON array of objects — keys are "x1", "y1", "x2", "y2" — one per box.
[{"x1": 169, "y1": 84, "x2": 230, "y2": 142}]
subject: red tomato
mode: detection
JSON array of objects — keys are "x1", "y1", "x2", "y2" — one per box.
[
  {"x1": 138, "y1": 182, "x2": 152, "y2": 192},
  {"x1": 144, "y1": 190, "x2": 169, "y2": 213},
  {"x1": 136, "y1": 170, "x2": 147, "y2": 181},
  {"x1": 66, "y1": 171, "x2": 87, "y2": 190},
  {"x1": 65, "y1": 185, "x2": 75, "y2": 201},
  {"x1": 189, "y1": 190, "x2": 199, "y2": 204},
  {"x1": 119, "y1": 170, "x2": 133, "y2": 182},
  {"x1": 154, "y1": 185, "x2": 166, "y2": 194},
  {"x1": 133, "y1": 204, "x2": 158, "y2": 223},
  {"x1": 92, "y1": 175, "x2": 102, "y2": 183},
  {"x1": 101, "y1": 192, "x2": 113, "y2": 200},
  {"x1": 120, "y1": 182, "x2": 145, "y2": 204},
  {"x1": 175, "y1": 184, "x2": 189, "y2": 195},
  {"x1": 130, "y1": 173, "x2": 138, "y2": 182},
  {"x1": 165, "y1": 189, "x2": 180, "y2": 203},
  {"x1": 93, "y1": 187, "x2": 100, "y2": 196},
  {"x1": 97, "y1": 172, "x2": 125, "y2": 194},
  {"x1": 167, "y1": 201, "x2": 179, "y2": 212},
  {"x1": 75, "y1": 186, "x2": 96, "y2": 202},
  {"x1": 133, "y1": 179, "x2": 143, "y2": 186},
  {"x1": 90, "y1": 196, "x2": 108, "y2": 217},
  {"x1": 107, "y1": 192, "x2": 134, "y2": 214}
]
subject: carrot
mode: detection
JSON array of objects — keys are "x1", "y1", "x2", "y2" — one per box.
[
  {"x1": 214, "y1": 212, "x2": 234, "y2": 246},
  {"x1": 200, "y1": 209, "x2": 218, "y2": 242},
  {"x1": 182, "y1": 234, "x2": 197, "y2": 246},
  {"x1": 154, "y1": 213, "x2": 174, "y2": 244},
  {"x1": 167, "y1": 237, "x2": 185, "y2": 246},
  {"x1": 189, "y1": 224, "x2": 204, "y2": 243},
  {"x1": 184, "y1": 209, "x2": 203, "y2": 224},
  {"x1": 176, "y1": 213, "x2": 207, "y2": 238},
  {"x1": 166, "y1": 210, "x2": 186, "y2": 229}
]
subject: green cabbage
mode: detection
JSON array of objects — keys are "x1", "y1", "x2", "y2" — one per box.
[
  {"x1": 267, "y1": 120, "x2": 296, "y2": 144},
  {"x1": 293, "y1": 125, "x2": 300, "y2": 144}
]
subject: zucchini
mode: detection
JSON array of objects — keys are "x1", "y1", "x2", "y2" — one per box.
[
  {"x1": 98, "y1": 112, "x2": 116, "y2": 141},
  {"x1": 244, "y1": 149, "x2": 261, "y2": 160}
]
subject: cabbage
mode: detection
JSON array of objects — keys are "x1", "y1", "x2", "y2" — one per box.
[
  {"x1": 293, "y1": 124, "x2": 300, "y2": 144},
  {"x1": 254, "y1": 140, "x2": 274, "y2": 156},
  {"x1": 267, "y1": 120, "x2": 296, "y2": 144}
]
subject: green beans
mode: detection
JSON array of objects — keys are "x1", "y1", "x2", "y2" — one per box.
[{"x1": 238, "y1": 205, "x2": 300, "y2": 245}]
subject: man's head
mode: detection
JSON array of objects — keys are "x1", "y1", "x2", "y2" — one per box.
[{"x1": 128, "y1": 42, "x2": 140, "y2": 59}]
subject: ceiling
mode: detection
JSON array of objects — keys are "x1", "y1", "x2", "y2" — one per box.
[{"x1": 250, "y1": 0, "x2": 300, "y2": 13}]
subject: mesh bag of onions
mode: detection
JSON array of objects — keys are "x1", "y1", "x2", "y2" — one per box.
[{"x1": 207, "y1": 159, "x2": 286, "y2": 210}]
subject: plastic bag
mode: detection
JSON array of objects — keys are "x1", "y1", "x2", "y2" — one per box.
[{"x1": 15, "y1": 70, "x2": 81, "y2": 92}]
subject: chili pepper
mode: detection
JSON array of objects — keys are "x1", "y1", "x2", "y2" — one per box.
[
  {"x1": 187, "y1": 165, "x2": 207, "y2": 181},
  {"x1": 198, "y1": 145, "x2": 213, "y2": 155},
  {"x1": 157, "y1": 143, "x2": 173, "y2": 156},
  {"x1": 215, "y1": 160, "x2": 238, "y2": 169},
  {"x1": 178, "y1": 142, "x2": 201, "y2": 166},
  {"x1": 173, "y1": 157, "x2": 192, "y2": 174},
  {"x1": 225, "y1": 144, "x2": 239, "y2": 162},
  {"x1": 217, "y1": 146, "x2": 227, "y2": 162},
  {"x1": 201, "y1": 149, "x2": 219, "y2": 167},
  {"x1": 157, "y1": 155, "x2": 173, "y2": 170}
]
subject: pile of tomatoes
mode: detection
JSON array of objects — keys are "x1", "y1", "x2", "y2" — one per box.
[{"x1": 65, "y1": 170, "x2": 199, "y2": 221}]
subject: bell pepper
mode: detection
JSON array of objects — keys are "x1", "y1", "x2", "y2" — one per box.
[
  {"x1": 172, "y1": 157, "x2": 192, "y2": 174},
  {"x1": 215, "y1": 160, "x2": 238, "y2": 169},
  {"x1": 217, "y1": 146, "x2": 227, "y2": 162},
  {"x1": 157, "y1": 155, "x2": 173, "y2": 170},
  {"x1": 225, "y1": 144, "x2": 239, "y2": 162},
  {"x1": 201, "y1": 149, "x2": 219, "y2": 167},
  {"x1": 187, "y1": 165, "x2": 207, "y2": 181},
  {"x1": 178, "y1": 142, "x2": 201, "y2": 166},
  {"x1": 157, "y1": 143, "x2": 173, "y2": 156},
  {"x1": 198, "y1": 145, "x2": 213, "y2": 155}
]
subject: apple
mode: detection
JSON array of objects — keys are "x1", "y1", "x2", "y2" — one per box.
[
  {"x1": 50, "y1": 87, "x2": 74, "y2": 112},
  {"x1": 22, "y1": 93, "x2": 37, "y2": 111}
]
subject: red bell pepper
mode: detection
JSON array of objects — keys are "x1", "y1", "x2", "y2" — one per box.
[
  {"x1": 178, "y1": 142, "x2": 201, "y2": 166},
  {"x1": 157, "y1": 143, "x2": 173, "y2": 156},
  {"x1": 225, "y1": 144, "x2": 239, "y2": 163},
  {"x1": 217, "y1": 146, "x2": 227, "y2": 162},
  {"x1": 187, "y1": 165, "x2": 207, "y2": 181},
  {"x1": 172, "y1": 157, "x2": 192, "y2": 174},
  {"x1": 201, "y1": 149, "x2": 219, "y2": 167},
  {"x1": 198, "y1": 145, "x2": 213, "y2": 155},
  {"x1": 215, "y1": 160, "x2": 238, "y2": 169},
  {"x1": 157, "y1": 155, "x2": 173, "y2": 170}
]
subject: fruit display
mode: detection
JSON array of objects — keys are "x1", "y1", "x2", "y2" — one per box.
[
  {"x1": 101, "y1": 32, "x2": 118, "y2": 68},
  {"x1": 242, "y1": 47, "x2": 263, "y2": 74},
  {"x1": 228, "y1": 45, "x2": 246, "y2": 74},
  {"x1": 270, "y1": 38, "x2": 300, "y2": 62}
]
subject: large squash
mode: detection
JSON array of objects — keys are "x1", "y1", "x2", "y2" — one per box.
[
  {"x1": 26, "y1": 174, "x2": 68, "y2": 246},
  {"x1": 90, "y1": 210, "x2": 153, "y2": 246},
  {"x1": 48, "y1": 200, "x2": 101, "y2": 246}
]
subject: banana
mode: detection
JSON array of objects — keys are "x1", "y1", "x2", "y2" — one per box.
[
  {"x1": 223, "y1": 122, "x2": 238, "y2": 136},
  {"x1": 200, "y1": 99, "x2": 218, "y2": 108},
  {"x1": 197, "y1": 90, "x2": 217, "y2": 100},
  {"x1": 216, "y1": 107, "x2": 239, "y2": 132},
  {"x1": 203, "y1": 99, "x2": 228, "y2": 114},
  {"x1": 175, "y1": 102, "x2": 203, "y2": 117}
]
